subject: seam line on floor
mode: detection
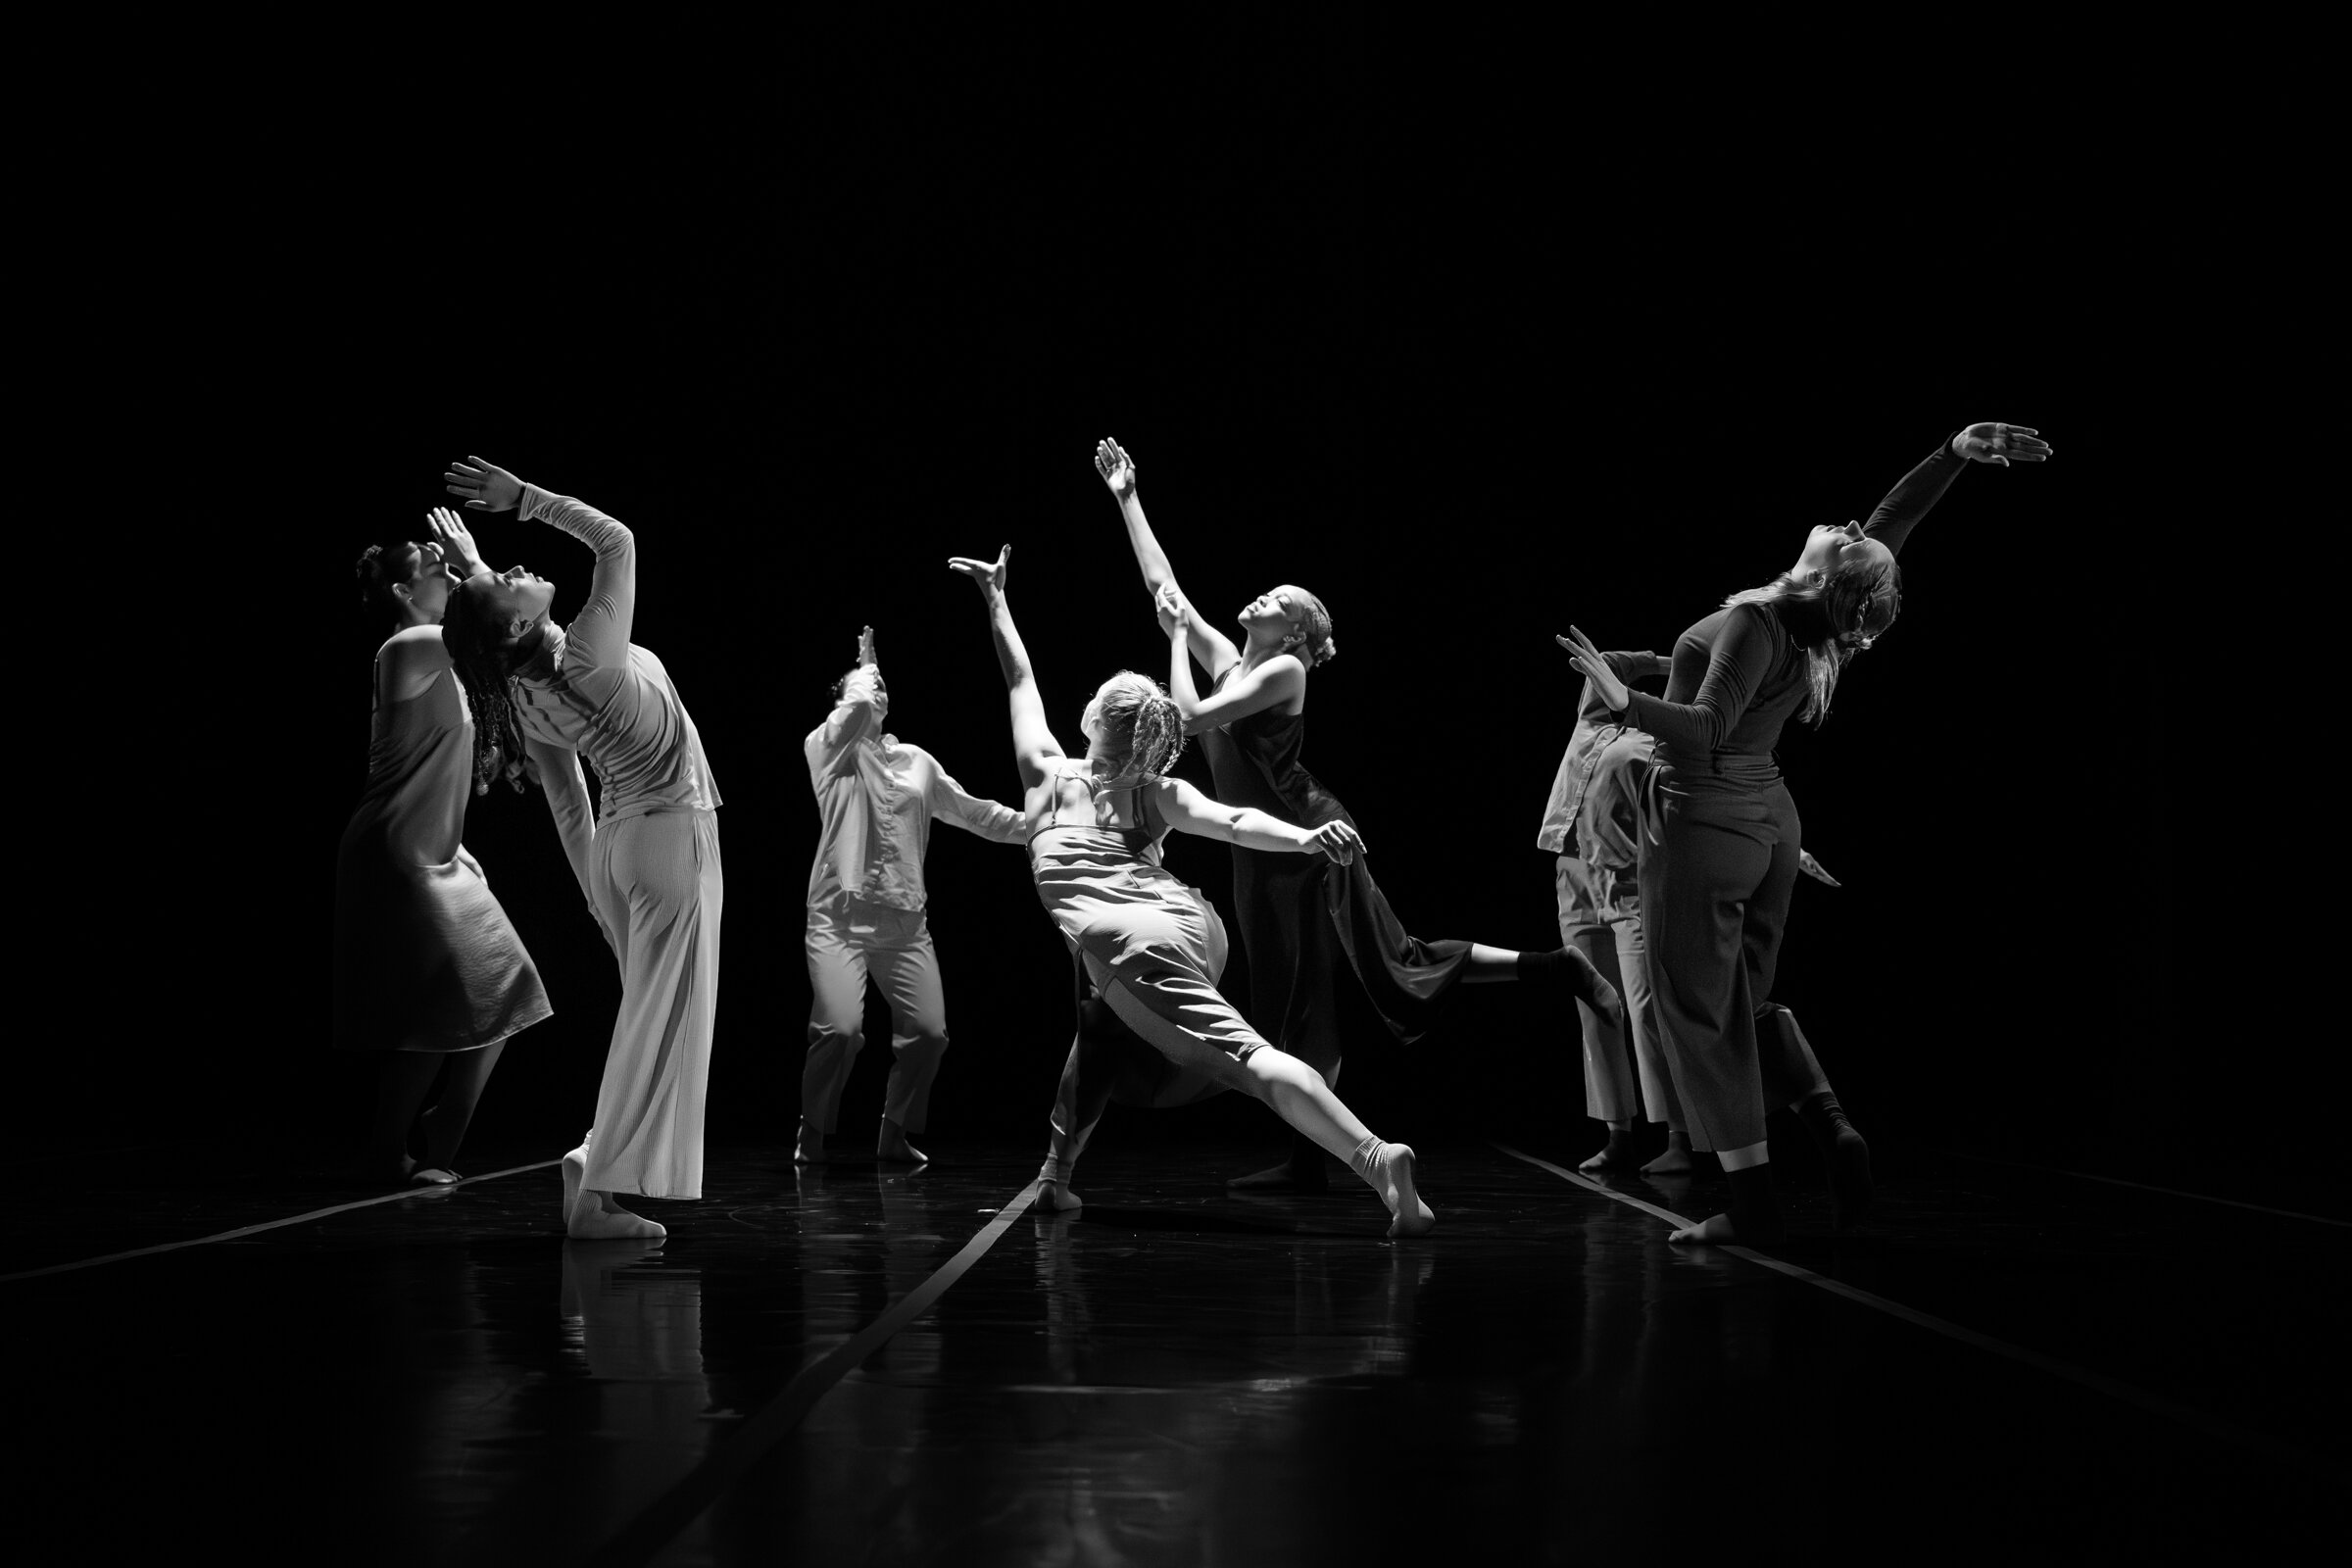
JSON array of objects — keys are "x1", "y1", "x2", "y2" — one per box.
[
  {"x1": 1935, "y1": 1149, "x2": 2351, "y2": 1227},
  {"x1": 1491, "y1": 1141, "x2": 2339, "y2": 1478},
  {"x1": 587, "y1": 1178, "x2": 1043, "y2": 1568},
  {"x1": 0, "y1": 1159, "x2": 562, "y2": 1284}
]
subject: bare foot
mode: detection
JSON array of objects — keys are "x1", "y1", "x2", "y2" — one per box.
[
  {"x1": 876, "y1": 1120, "x2": 929, "y2": 1165},
  {"x1": 1377, "y1": 1144, "x2": 1436, "y2": 1239},
  {"x1": 1668, "y1": 1211, "x2": 1741, "y2": 1245},
  {"x1": 409, "y1": 1166, "x2": 462, "y2": 1187},
  {"x1": 568, "y1": 1192, "x2": 666, "y2": 1241},
  {"x1": 1579, "y1": 1131, "x2": 1635, "y2": 1173},
  {"x1": 1038, "y1": 1178, "x2": 1084, "y2": 1211},
  {"x1": 1641, "y1": 1133, "x2": 1693, "y2": 1176},
  {"x1": 794, "y1": 1122, "x2": 828, "y2": 1165},
  {"x1": 560, "y1": 1144, "x2": 589, "y2": 1224}
]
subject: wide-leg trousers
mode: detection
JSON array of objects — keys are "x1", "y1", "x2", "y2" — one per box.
[
  {"x1": 581, "y1": 809, "x2": 723, "y2": 1198},
  {"x1": 1554, "y1": 853, "x2": 1680, "y2": 1129},
  {"x1": 803, "y1": 897, "x2": 952, "y2": 1134},
  {"x1": 1637, "y1": 772, "x2": 1826, "y2": 1152}
]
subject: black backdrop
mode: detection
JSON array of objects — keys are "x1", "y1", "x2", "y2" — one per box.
[{"x1": 76, "y1": 22, "x2": 2300, "y2": 1209}]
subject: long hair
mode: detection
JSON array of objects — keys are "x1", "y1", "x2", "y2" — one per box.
[
  {"x1": 438, "y1": 587, "x2": 533, "y2": 795},
  {"x1": 1722, "y1": 555, "x2": 1902, "y2": 724},
  {"x1": 1281, "y1": 586, "x2": 1339, "y2": 668},
  {"x1": 1092, "y1": 670, "x2": 1187, "y2": 781}
]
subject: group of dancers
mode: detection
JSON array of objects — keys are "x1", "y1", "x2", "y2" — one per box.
[{"x1": 332, "y1": 422, "x2": 2050, "y2": 1244}]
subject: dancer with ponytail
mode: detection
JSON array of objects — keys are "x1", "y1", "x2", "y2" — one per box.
[
  {"x1": 439, "y1": 457, "x2": 723, "y2": 1242},
  {"x1": 1561, "y1": 420, "x2": 2052, "y2": 1245},
  {"x1": 334, "y1": 509, "x2": 549, "y2": 1186},
  {"x1": 1096, "y1": 438, "x2": 1622, "y2": 1193},
  {"x1": 948, "y1": 544, "x2": 1434, "y2": 1237}
]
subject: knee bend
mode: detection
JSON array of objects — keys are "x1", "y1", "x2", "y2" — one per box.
[{"x1": 807, "y1": 1021, "x2": 863, "y2": 1054}]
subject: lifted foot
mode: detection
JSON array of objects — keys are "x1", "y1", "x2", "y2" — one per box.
[
  {"x1": 793, "y1": 1122, "x2": 828, "y2": 1165},
  {"x1": 1377, "y1": 1145, "x2": 1437, "y2": 1239},
  {"x1": 1038, "y1": 1178, "x2": 1084, "y2": 1211}
]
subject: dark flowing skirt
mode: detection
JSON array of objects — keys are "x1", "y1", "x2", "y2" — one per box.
[{"x1": 331, "y1": 826, "x2": 552, "y2": 1054}]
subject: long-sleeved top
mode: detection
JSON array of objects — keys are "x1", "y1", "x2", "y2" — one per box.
[
  {"x1": 806, "y1": 663, "x2": 1024, "y2": 913},
  {"x1": 1537, "y1": 651, "x2": 1661, "y2": 870},
  {"x1": 504, "y1": 485, "x2": 721, "y2": 916},
  {"x1": 1625, "y1": 435, "x2": 1967, "y2": 768}
]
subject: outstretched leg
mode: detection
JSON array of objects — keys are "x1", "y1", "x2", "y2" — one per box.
[{"x1": 1240, "y1": 1046, "x2": 1434, "y2": 1238}]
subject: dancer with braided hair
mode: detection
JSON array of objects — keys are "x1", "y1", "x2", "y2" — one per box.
[
  {"x1": 439, "y1": 457, "x2": 722, "y2": 1242},
  {"x1": 1096, "y1": 438, "x2": 1622, "y2": 1193},
  {"x1": 333, "y1": 508, "x2": 550, "y2": 1186},
  {"x1": 948, "y1": 544, "x2": 1434, "y2": 1237},
  {"x1": 1561, "y1": 420, "x2": 2052, "y2": 1245}
]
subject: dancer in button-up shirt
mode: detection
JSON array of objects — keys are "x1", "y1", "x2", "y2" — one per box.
[{"x1": 799, "y1": 627, "x2": 1026, "y2": 1165}]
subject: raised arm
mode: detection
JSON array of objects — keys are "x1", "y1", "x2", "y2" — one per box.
[
  {"x1": 1161, "y1": 593, "x2": 1304, "y2": 734},
  {"x1": 806, "y1": 628, "x2": 884, "y2": 784},
  {"x1": 1096, "y1": 438, "x2": 1243, "y2": 680},
  {"x1": 1866, "y1": 422, "x2": 2053, "y2": 558},
  {"x1": 1148, "y1": 776, "x2": 1364, "y2": 864},
  {"x1": 947, "y1": 544, "x2": 1062, "y2": 792},
  {"x1": 443, "y1": 456, "x2": 637, "y2": 666}
]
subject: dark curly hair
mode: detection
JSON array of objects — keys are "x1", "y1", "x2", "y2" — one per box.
[{"x1": 438, "y1": 584, "x2": 533, "y2": 795}]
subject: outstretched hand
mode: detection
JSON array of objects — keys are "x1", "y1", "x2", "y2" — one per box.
[
  {"x1": 443, "y1": 456, "x2": 525, "y2": 513},
  {"x1": 1308, "y1": 819, "x2": 1364, "y2": 866},
  {"x1": 1556, "y1": 627, "x2": 1631, "y2": 710},
  {"x1": 1094, "y1": 438, "x2": 1138, "y2": 502},
  {"x1": 1951, "y1": 422, "x2": 2052, "y2": 467},
  {"x1": 948, "y1": 544, "x2": 1012, "y2": 598},
  {"x1": 858, "y1": 626, "x2": 877, "y2": 666},
  {"x1": 1797, "y1": 850, "x2": 1841, "y2": 888},
  {"x1": 424, "y1": 507, "x2": 485, "y2": 576}
]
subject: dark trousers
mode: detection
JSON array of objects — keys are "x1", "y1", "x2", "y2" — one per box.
[{"x1": 1638, "y1": 771, "x2": 1829, "y2": 1152}]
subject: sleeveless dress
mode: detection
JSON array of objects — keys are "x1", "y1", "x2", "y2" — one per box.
[
  {"x1": 331, "y1": 637, "x2": 551, "y2": 1054},
  {"x1": 1197, "y1": 669, "x2": 1471, "y2": 1068}
]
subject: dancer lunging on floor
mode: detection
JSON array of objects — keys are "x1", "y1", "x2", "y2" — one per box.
[
  {"x1": 441, "y1": 457, "x2": 724, "y2": 1242},
  {"x1": 1560, "y1": 420, "x2": 2052, "y2": 1245},
  {"x1": 334, "y1": 509, "x2": 551, "y2": 1187},
  {"x1": 800, "y1": 624, "x2": 1026, "y2": 1167},
  {"x1": 948, "y1": 543, "x2": 1434, "y2": 1238},
  {"x1": 1097, "y1": 437, "x2": 1619, "y2": 1193}
]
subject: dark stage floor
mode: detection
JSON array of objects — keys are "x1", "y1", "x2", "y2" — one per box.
[{"x1": 6, "y1": 1134, "x2": 2342, "y2": 1565}]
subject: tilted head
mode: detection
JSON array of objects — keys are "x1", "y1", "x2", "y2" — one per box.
[
  {"x1": 1081, "y1": 670, "x2": 1187, "y2": 780},
  {"x1": 1792, "y1": 522, "x2": 1901, "y2": 648},
  {"x1": 1238, "y1": 584, "x2": 1338, "y2": 667},
  {"x1": 832, "y1": 664, "x2": 889, "y2": 721},
  {"x1": 438, "y1": 569, "x2": 557, "y2": 796},
  {"x1": 356, "y1": 539, "x2": 461, "y2": 627}
]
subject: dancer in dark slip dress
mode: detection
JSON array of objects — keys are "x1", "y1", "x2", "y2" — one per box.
[
  {"x1": 947, "y1": 544, "x2": 1434, "y2": 1238},
  {"x1": 333, "y1": 508, "x2": 551, "y2": 1186},
  {"x1": 1095, "y1": 438, "x2": 1622, "y2": 1191},
  {"x1": 1561, "y1": 420, "x2": 2052, "y2": 1245}
]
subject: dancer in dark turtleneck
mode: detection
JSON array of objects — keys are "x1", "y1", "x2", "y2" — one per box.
[{"x1": 1561, "y1": 420, "x2": 2052, "y2": 1245}]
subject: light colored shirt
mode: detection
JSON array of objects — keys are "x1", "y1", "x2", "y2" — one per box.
[
  {"x1": 508, "y1": 484, "x2": 722, "y2": 825},
  {"x1": 806, "y1": 664, "x2": 1024, "y2": 913},
  {"x1": 1538, "y1": 651, "x2": 1658, "y2": 873}
]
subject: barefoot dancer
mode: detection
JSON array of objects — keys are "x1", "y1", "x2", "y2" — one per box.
[
  {"x1": 440, "y1": 458, "x2": 724, "y2": 1242},
  {"x1": 1096, "y1": 438, "x2": 1621, "y2": 1193},
  {"x1": 948, "y1": 544, "x2": 1434, "y2": 1237},
  {"x1": 1561, "y1": 421, "x2": 2052, "y2": 1245},
  {"x1": 334, "y1": 509, "x2": 550, "y2": 1186},
  {"x1": 799, "y1": 625, "x2": 1026, "y2": 1167}
]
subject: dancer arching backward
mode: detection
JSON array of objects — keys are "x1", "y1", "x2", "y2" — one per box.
[
  {"x1": 800, "y1": 624, "x2": 1026, "y2": 1167},
  {"x1": 440, "y1": 458, "x2": 724, "y2": 1243},
  {"x1": 334, "y1": 508, "x2": 551, "y2": 1187},
  {"x1": 1561, "y1": 420, "x2": 2052, "y2": 1246},
  {"x1": 1096, "y1": 438, "x2": 1621, "y2": 1193},
  {"x1": 947, "y1": 543, "x2": 1434, "y2": 1238}
]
